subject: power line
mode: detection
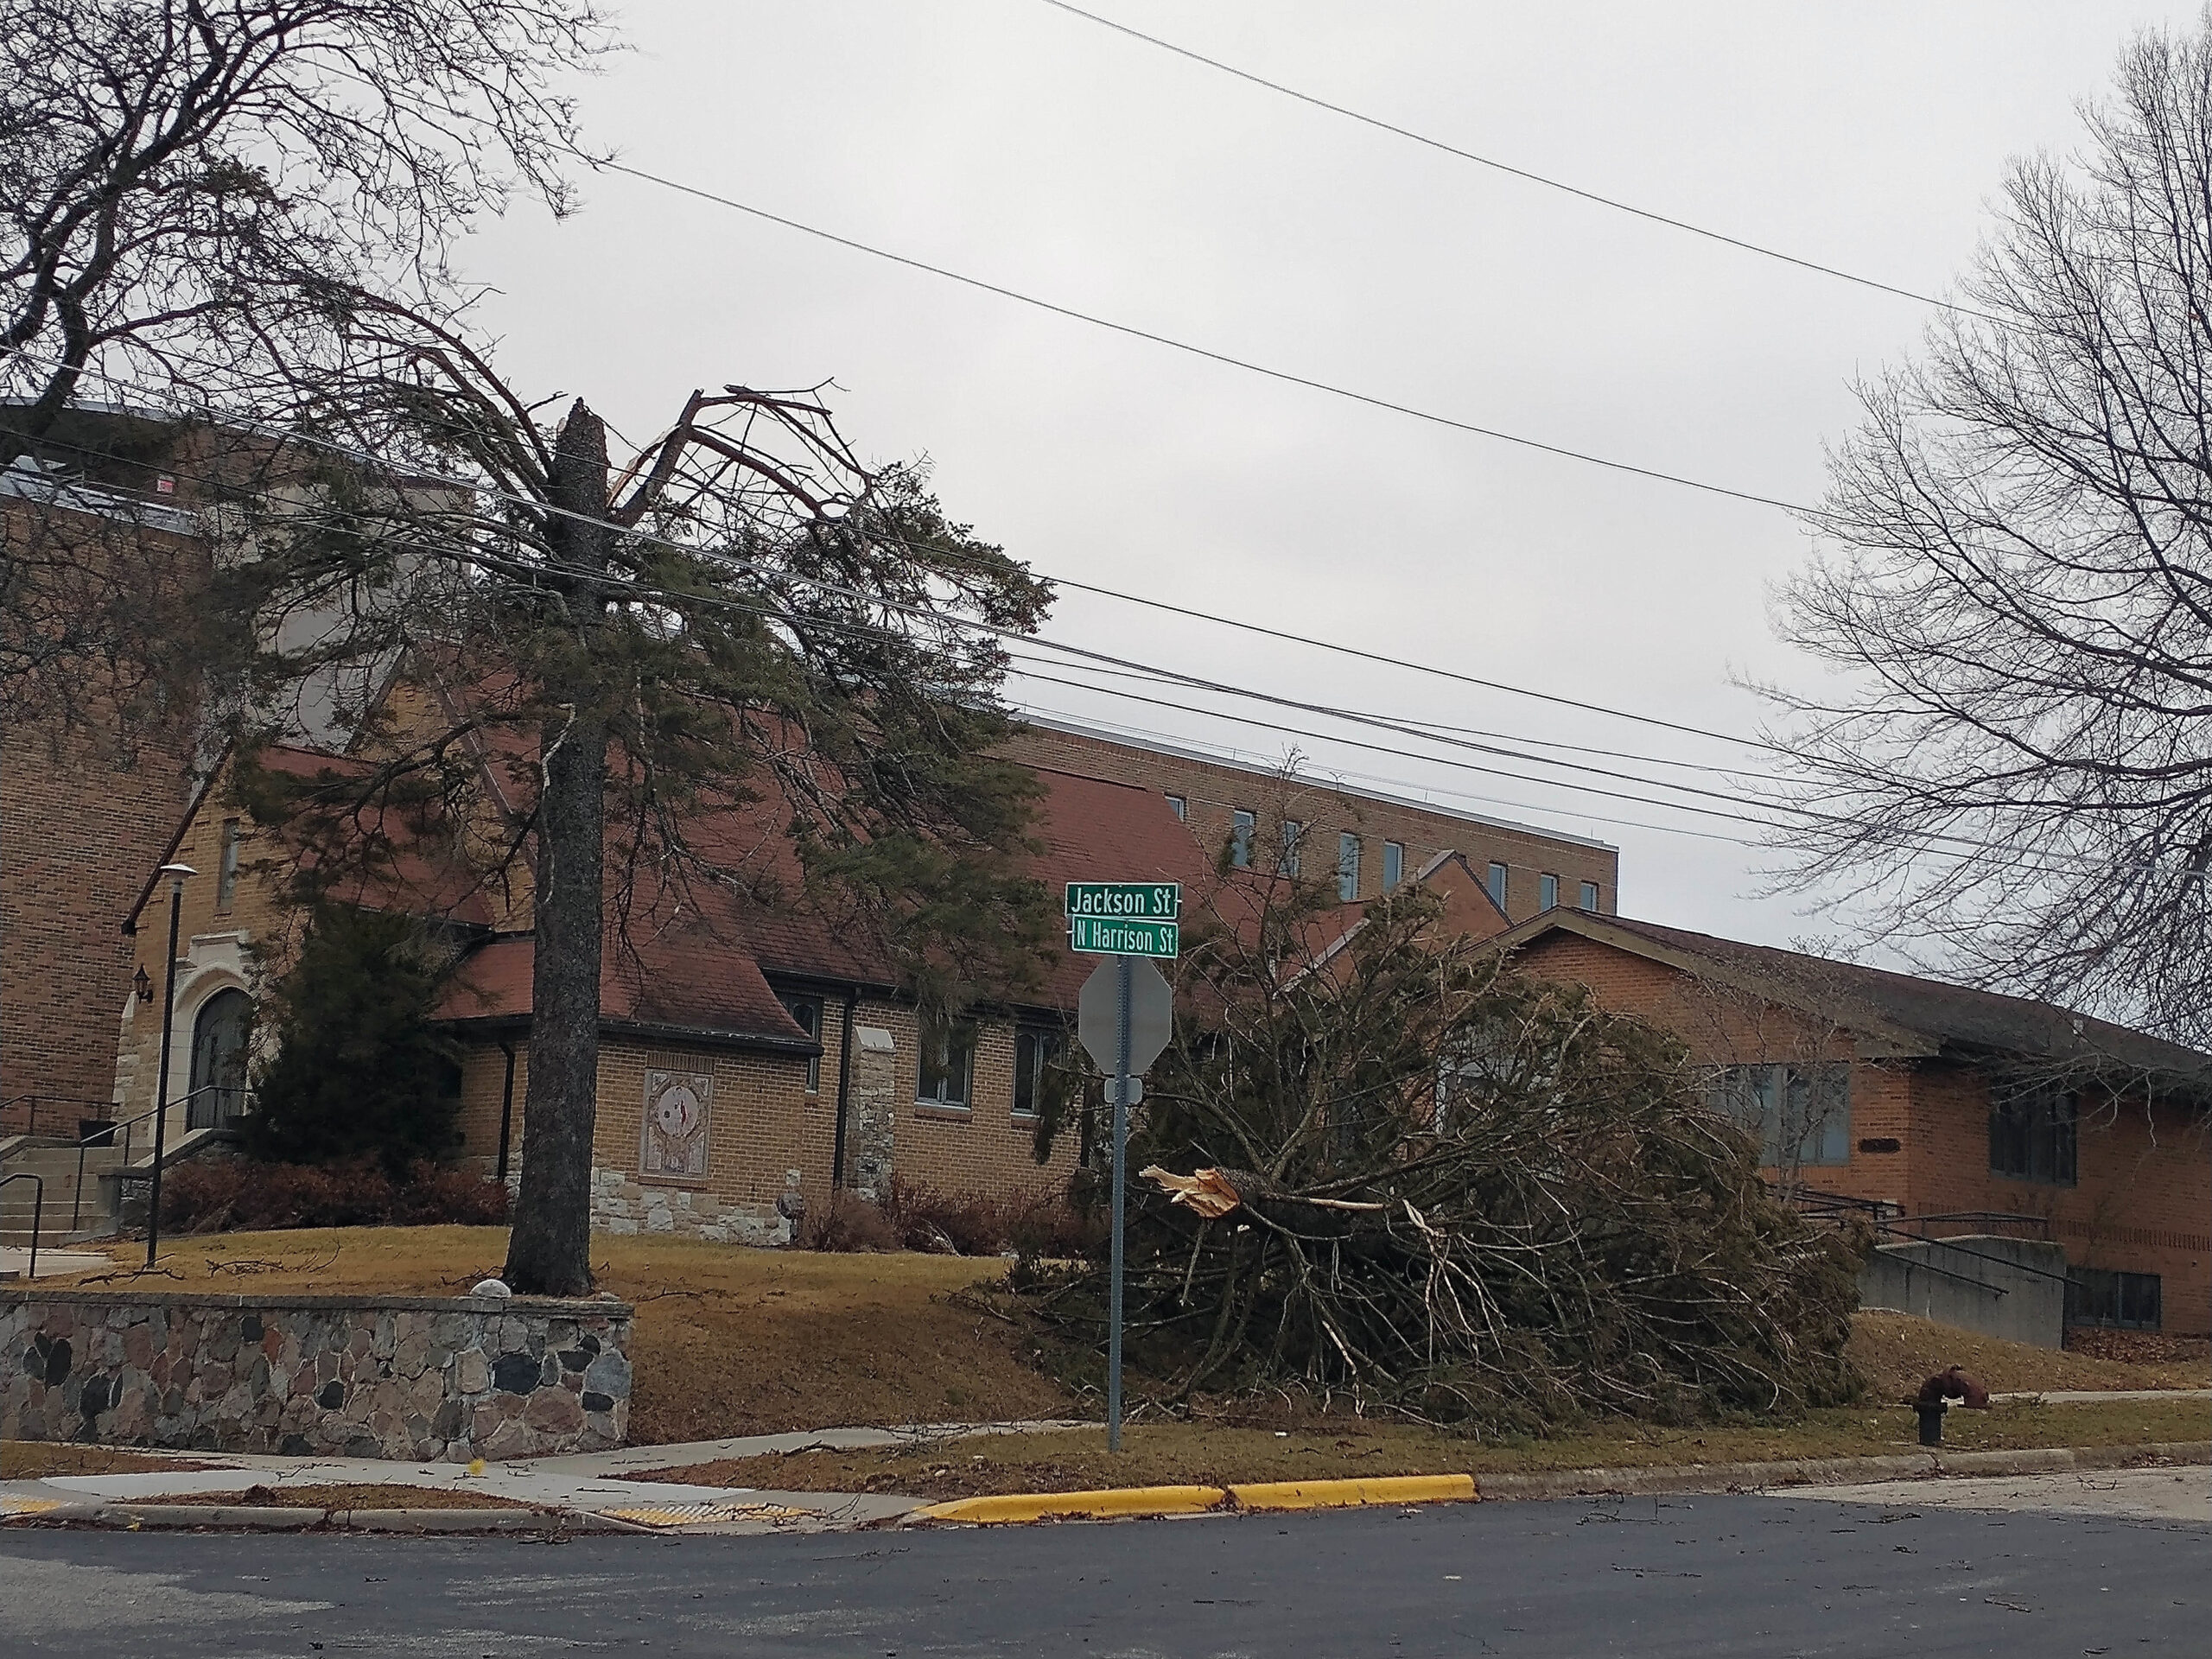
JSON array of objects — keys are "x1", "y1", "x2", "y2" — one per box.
[
  {"x1": 17, "y1": 358, "x2": 2158, "y2": 889},
  {"x1": 1033, "y1": 1, "x2": 1992, "y2": 322},
  {"x1": 1000, "y1": 648, "x2": 1782, "y2": 814},
  {"x1": 1013, "y1": 697, "x2": 1764, "y2": 849},
  {"x1": 14, "y1": 381, "x2": 1796, "y2": 836},
  {"x1": 295, "y1": 56, "x2": 1827, "y2": 518},
  {"x1": 995, "y1": 557, "x2": 1781, "y2": 754},
  {"x1": 1002, "y1": 669, "x2": 2134, "y2": 884},
  {"x1": 1014, "y1": 654, "x2": 1763, "y2": 774},
  {"x1": 588, "y1": 156, "x2": 1820, "y2": 517},
  {"x1": 14, "y1": 340, "x2": 1783, "y2": 759},
  {"x1": 1004, "y1": 659, "x2": 1791, "y2": 834}
]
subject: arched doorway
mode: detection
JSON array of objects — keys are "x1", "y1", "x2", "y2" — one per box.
[{"x1": 187, "y1": 988, "x2": 252, "y2": 1128}]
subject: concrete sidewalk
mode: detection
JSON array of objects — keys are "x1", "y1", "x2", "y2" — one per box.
[
  {"x1": 1990, "y1": 1388, "x2": 2210, "y2": 1404},
  {"x1": 1775, "y1": 1464, "x2": 2209, "y2": 1522},
  {"x1": 0, "y1": 1248, "x2": 111, "y2": 1280},
  {"x1": 0, "y1": 1417, "x2": 1093, "y2": 1535}
]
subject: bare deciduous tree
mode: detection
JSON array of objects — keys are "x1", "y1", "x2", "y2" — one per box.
[
  {"x1": 1, "y1": 0, "x2": 608, "y2": 458},
  {"x1": 1762, "y1": 15, "x2": 2212, "y2": 1044},
  {"x1": 1, "y1": 1, "x2": 610, "y2": 733}
]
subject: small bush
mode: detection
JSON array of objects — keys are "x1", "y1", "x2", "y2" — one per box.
[
  {"x1": 804, "y1": 1175, "x2": 1100, "y2": 1257},
  {"x1": 802, "y1": 1193, "x2": 903, "y2": 1253},
  {"x1": 159, "y1": 1158, "x2": 508, "y2": 1234}
]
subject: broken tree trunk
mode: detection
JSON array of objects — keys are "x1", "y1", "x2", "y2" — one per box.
[{"x1": 503, "y1": 401, "x2": 615, "y2": 1298}]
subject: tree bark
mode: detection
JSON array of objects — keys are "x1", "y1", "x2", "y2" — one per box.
[{"x1": 504, "y1": 400, "x2": 614, "y2": 1297}]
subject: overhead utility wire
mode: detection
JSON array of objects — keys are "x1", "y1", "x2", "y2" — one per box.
[
  {"x1": 588, "y1": 156, "x2": 1817, "y2": 518},
  {"x1": 13, "y1": 414, "x2": 2149, "y2": 883},
  {"x1": 23, "y1": 355, "x2": 2130, "y2": 880},
  {"x1": 307, "y1": 54, "x2": 1821, "y2": 518},
  {"x1": 999, "y1": 567, "x2": 1782, "y2": 755},
  {"x1": 1003, "y1": 661, "x2": 1795, "y2": 836},
  {"x1": 996, "y1": 647, "x2": 1786, "y2": 813},
  {"x1": 1010, "y1": 654, "x2": 1761, "y2": 775},
  {"x1": 253, "y1": 67, "x2": 1812, "y2": 747},
  {"x1": 6, "y1": 378, "x2": 2135, "y2": 879},
  {"x1": 1014, "y1": 697, "x2": 1765, "y2": 849},
  {"x1": 1035, "y1": 0, "x2": 1990, "y2": 322},
  {"x1": 19, "y1": 339, "x2": 1782, "y2": 759}
]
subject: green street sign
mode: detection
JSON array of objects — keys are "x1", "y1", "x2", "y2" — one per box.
[
  {"x1": 1068, "y1": 914, "x2": 1180, "y2": 957},
  {"x1": 1065, "y1": 881, "x2": 1181, "y2": 921}
]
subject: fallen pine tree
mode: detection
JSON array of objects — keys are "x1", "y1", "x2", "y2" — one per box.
[{"x1": 1021, "y1": 868, "x2": 1866, "y2": 1433}]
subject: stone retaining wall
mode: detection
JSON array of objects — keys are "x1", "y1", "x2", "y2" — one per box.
[{"x1": 2, "y1": 1289, "x2": 632, "y2": 1460}]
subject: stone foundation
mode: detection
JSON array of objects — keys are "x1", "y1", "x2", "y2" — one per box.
[
  {"x1": 588, "y1": 1166, "x2": 785, "y2": 1244},
  {"x1": 2, "y1": 1289, "x2": 632, "y2": 1460}
]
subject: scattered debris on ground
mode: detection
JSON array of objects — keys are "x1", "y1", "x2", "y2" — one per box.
[
  {"x1": 151, "y1": 1483, "x2": 537, "y2": 1510},
  {"x1": 618, "y1": 1398, "x2": 2211, "y2": 1502},
  {"x1": 0, "y1": 1444, "x2": 214, "y2": 1479}
]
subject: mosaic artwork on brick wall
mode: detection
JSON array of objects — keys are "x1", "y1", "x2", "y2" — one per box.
[{"x1": 1, "y1": 1291, "x2": 632, "y2": 1460}]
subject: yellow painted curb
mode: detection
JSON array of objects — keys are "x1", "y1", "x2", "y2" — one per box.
[
  {"x1": 913, "y1": 1484, "x2": 1227, "y2": 1524},
  {"x1": 910, "y1": 1473, "x2": 1480, "y2": 1525},
  {"x1": 1229, "y1": 1474, "x2": 1477, "y2": 1511}
]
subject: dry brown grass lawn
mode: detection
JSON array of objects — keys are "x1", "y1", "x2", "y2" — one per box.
[
  {"x1": 155, "y1": 1482, "x2": 533, "y2": 1510},
  {"x1": 76, "y1": 1227, "x2": 1071, "y2": 1442},
  {"x1": 1848, "y1": 1311, "x2": 2211, "y2": 1396},
  {"x1": 632, "y1": 1397, "x2": 2212, "y2": 1502},
  {"x1": 61, "y1": 1231, "x2": 2209, "y2": 1451},
  {"x1": 0, "y1": 1443, "x2": 213, "y2": 1478}
]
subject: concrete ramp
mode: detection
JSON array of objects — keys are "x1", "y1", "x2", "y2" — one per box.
[{"x1": 1859, "y1": 1234, "x2": 2069, "y2": 1348}]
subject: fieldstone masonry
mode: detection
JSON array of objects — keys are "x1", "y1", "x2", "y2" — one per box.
[
  {"x1": 2, "y1": 1289, "x2": 632, "y2": 1460},
  {"x1": 588, "y1": 1166, "x2": 785, "y2": 1244},
  {"x1": 846, "y1": 1026, "x2": 898, "y2": 1200}
]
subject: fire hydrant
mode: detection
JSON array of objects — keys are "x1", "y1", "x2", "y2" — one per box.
[{"x1": 1913, "y1": 1367, "x2": 1990, "y2": 1445}]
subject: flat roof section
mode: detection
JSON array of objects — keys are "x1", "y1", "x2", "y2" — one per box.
[{"x1": 1013, "y1": 709, "x2": 1619, "y2": 855}]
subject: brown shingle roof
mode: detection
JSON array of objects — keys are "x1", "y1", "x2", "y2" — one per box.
[{"x1": 1502, "y1": 909, "x2": 2212, "y2": 1085}]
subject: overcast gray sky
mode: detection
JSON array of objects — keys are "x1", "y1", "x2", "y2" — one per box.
[{"x1": 460, "y1": 0, "x2": 2196, "y2": 958}]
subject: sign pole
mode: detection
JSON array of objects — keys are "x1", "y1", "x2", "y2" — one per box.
[{"x1": 1108, "y1": 951, "x2": 1132, "y2": 1452}]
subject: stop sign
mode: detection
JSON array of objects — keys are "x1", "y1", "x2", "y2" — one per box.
[{"x1": 1077, "y1": 957, "x2": 1173, "y2": 1077}]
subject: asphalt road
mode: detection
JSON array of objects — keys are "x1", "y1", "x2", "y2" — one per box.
[{"x1": 3, "y1": 1485, "x2": 2204, "y2": 1657}]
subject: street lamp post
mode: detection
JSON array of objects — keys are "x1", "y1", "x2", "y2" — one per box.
[{"x1": 144, "y1": 862, "x2": 194, "y2": 1270}]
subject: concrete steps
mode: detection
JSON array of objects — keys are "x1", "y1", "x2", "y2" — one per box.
[{"x1": 1, "y1": 1143, "x2": 130, "y2": 1245}]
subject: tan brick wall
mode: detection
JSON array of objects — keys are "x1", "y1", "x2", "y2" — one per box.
[
  {"x1": 1, "y1": 716, "x2": 198, "y2": 1126},
  {"x1": 999, "y1": 722, "x2": 1618, "y2": 923},
  {"x1": 454, "y1": 1040, "x2": 526, "y2": 1174},
  {"x1": 0, "y1": 511, "x2": 206, "y2": 1128},
  {"x1": 110, "y1": 774, "x2": 307, "y2": 1145}
]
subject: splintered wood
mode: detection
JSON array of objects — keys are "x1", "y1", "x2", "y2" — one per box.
[{"x1": 1141, "y1": 1166, "x2": 1244, "y2": 1219}]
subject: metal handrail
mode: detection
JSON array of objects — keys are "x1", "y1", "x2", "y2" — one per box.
[
  {"x1": 68, "y1": 1090, "x2": 252, "y2": 1230},
  {"x1": 1874, "y1": 1219, "x2": 2077, "y2": 1286},
  {"x1": 70, "y1": 1103, "x2": 164, "y2": 1230},
  {"x1": 1, "y1": 1172, "x2": 43, "y2": 1280},
  {"x1": 0, "y1": 1094, "x2": 116, "y2": 1141}
]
